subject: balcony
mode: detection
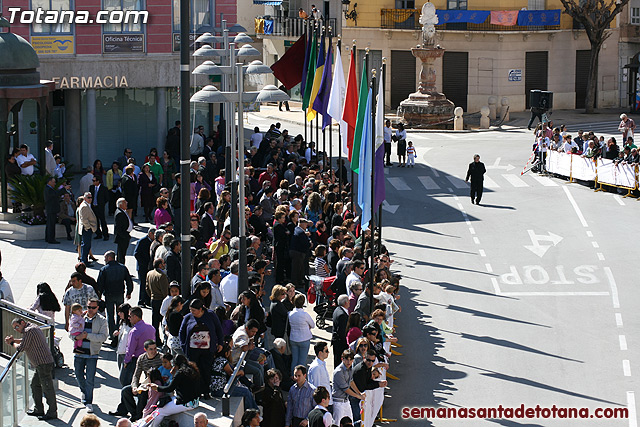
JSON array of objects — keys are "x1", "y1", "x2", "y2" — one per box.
[
  {"x1": 380, "y1": 9, "x2": 561, "y2": 31},
  {"x1": 256, "y1": 16, "x2": 338, "y2": 38}
]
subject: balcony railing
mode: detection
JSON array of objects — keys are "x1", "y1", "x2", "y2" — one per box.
[
  {"x1": 256, "y1": 17, "x2": 338, "y2": 37},
  {"x1": 380, "y1": 9, "x2": 561, "y2": 31}
]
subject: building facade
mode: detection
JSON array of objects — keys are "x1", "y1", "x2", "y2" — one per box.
[
  {"x1": 3, "y1": 0, "x2": 237, "y2": 171},
  {"x1": 259, "y1": 0, "x2": 634, "y2": 114}
]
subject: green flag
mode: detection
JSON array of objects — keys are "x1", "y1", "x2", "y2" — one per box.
[
  {"x1": 350, "y1": 58, "x2": 369, "y2": 173},
  {"x1": 302, "y1": 29, "x2": 317, "y2": 110}
]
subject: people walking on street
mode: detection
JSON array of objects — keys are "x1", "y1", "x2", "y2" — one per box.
[
  {"x1": 133, "y1": 228, "x2": 155, "y2": 306},
  {"x1": 465, "y1": 154, "x2": 486, "y2": 205},
  {"x1": 114, "y1": 198, "x2": 133, "y2": 264},
  {"x1": 406, "y1": 141, "x2": 416, "y2": 168},
  {"x1": 393, "y1": 123, "x2": 407, "y2": 167},
  {"x1": 79, "y1": 192, "x2": 98, "y2": 265},
  {"x1": 146, "y1": 258, "x2": 170, "y2": 345},
  {"x1": 121, "y1": 306, "x2": 156, "y2": 386},
  {"x1": 72, "y1": 297, "x2": 108, "y2": 413},
  {"x1": 5, "y1": 318, "x2": 58, "y2": 421},
  {"x1": 96, "y1": 250, "x2": 133, "y2": 339},
  {"x1": 63, "y1": 272, "x2": 99, "y2": 332},
  {"x1": 619, "y1": 113, "x2": 636, "y2": 141},
  {"x1": 89, "y1": 175, "x2": 109, "y2": 240}
]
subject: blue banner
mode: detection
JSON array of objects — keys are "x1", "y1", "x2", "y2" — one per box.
[
  {"x1": 264, "y1": 19, "x2": 274, "y2": 35},
  {"x1": 436, "y1": 10, "x2": 490, "y2": 24},
  {"x1": 517, "y1": 9, "x2": 561, "y2": 26}
]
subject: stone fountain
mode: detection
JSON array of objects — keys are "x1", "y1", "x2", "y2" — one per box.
[{"x1": 396, "y1": 2, "x2": 454, "y2": 127}]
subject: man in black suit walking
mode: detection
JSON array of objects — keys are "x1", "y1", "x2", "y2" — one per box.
[
  {"x1": 331, "y1": 294, "x2": 350, "y2": 367},
  {"x1": 44, "y1": 176, "x2": 70, "y2": 244},
  {"x1": 90, "y1": 176, "x2": 109, "y2": 240},
  {"x1": 465, "y1": 154, "x2": 487, "y2": 205},
  {"x1": 199, "y1": 202, "x2": 216, "y2": 244},
  {"x1": 114, "y1": 198, "x2": 133, "y2": 264},
  {"x1": 133, "y1": 228, "x2": 155, "y2": 307}
]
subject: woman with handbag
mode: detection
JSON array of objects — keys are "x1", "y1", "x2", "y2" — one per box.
[{"x1": 395, "y1": 123, "x2": 407, "y2": 167}]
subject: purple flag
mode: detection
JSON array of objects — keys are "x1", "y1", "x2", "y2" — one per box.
[{"x1": 313, "y1": 43, "x2": 333, "y2": 129}]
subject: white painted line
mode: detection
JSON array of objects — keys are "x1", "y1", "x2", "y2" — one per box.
[
  {"x1": 562, "y1": 186, "x2": 589, "y2": 228},
  {"x1": 627, "y1": 391, "x2": 638, "y2": 427},
  {"x1": 427, "y1": 164, "x2": 440, "y2": 177},
  {"x1": 388, "y1": 177, "x2": 411, "y2": 191},
  {"x1": 502, "y1": 174, "x2": 529, "y2": 187},
  {"x1": 620, "y1": 335, "x2": 628, "y2": 351},
  {"x1": 614, "y1": 195, "x2": 626, "y2": 206},
  {"x1": 473, "y1": 237, "x2": 480, "y2": 244},
  {"x1": 604, "y1": 267, "x2": 620, "y2": 309},
  {"x1": 490, "y1": 277, "x2": 502, "y2": 295},
  {"x1": 586, "y1": 231, "x2": 593, "y2": 237},
  {"x1": 456, "y1": 202, "x2": 464, "y2": 210},
  {"x1": 465, "y1": 220, "x2": 471, "y2": 225},
  {"x1": 592, "y1": 241, "x2": 599, "y2": 248},
  {"x1": 499, "y1": 291, "x2": 610, "y2": 296},
  {"x1": 479, "y1": 249, "x2": 486, "y2": 257},
  {"x1": 623, "y1": 360, "x2": 632, "y2": 376},
  {"x1": 483, "y1": 175, "x2": 500, "y2": 188},
  {"x1": 616, "y1": 313, "x2": 624, "y2": 328},
  {"x1": 532, "y1": 175, "x2": 558, "y2": 187},
  {"x1": 597, "y1": 253, "x2": 605, "y2": 261},
  {"x1": 439, "y1": 133, "x2": 461, "y2": 139},
  {"x1": 454, "y1": 196, "x2": 459, "y2": 201},
  {"x1": 418, "y1": 176, "x2": 440, "y2": 190},
  {"x1": 485, "y1": 263, "x2": 493, "y2": 273},
  {"x1": 469, "y1": 227, "x2": 476, "y2": 235},
  {"x1": 446, "y1": 176, "x2": 468, "y2": 189}
]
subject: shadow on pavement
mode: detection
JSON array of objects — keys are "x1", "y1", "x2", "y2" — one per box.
[
  {"x1": 404, "y1": 277, "x2": 513, "y2": 299},
  {"x1": 385, "y1": 238, "x2": 476, "y2": 255},
  {"x1": 422, "y1": 300, "x2": 550, "y2": 328},
  {"x1": 478, "y1": 203, "x2": 516, "y2": 210},
  {"x1": 437, "y1": 329, "x2": 583, "y2": 363},
  {"x1": 382, "y1": 289, "x2": 468, "y2": 427}
]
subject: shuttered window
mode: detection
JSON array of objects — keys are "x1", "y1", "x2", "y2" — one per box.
[
  {"x1": 525, "y1": 51, "x2": 548, "y2": 109},
  {"x1": 442, "y1": 51, "x2": 469, "y2": 111},
  {"x1": 391, "y1": 50, "x2": 416, "y2": 109}
]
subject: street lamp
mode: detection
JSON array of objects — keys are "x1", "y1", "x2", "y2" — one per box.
[{"x1": 234, "y1": 33, "x2": 254, "y2": 44}]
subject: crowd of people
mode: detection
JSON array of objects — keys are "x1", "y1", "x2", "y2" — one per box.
[
  {"x1": 530, "y1": 115, "x2": 640, "y2": 172},
  {"x1": 5, "y1": 118, "x2": 404, "y2": 427}
]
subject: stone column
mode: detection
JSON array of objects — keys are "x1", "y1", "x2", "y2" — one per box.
[
  {"x1": 156, "y1": 87, "x2": 167, "y2": 154},
  {"x1": 65, "y1": 90, "x2": 82, "y2": 172},
  {"x1": 86, "y1": 89, "x2": 97, "y2": 165}
]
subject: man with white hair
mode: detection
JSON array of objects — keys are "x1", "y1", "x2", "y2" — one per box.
[
  {"x1": 194, "y1": 412, "x2": 208, "y2": 427},
  {"x1": 116, "y1": 418, "x2": 132, "y2": 427},
  {"x1": 220, "y1": 260, "x2": 240, "y2": 308},
  {"x1": 114, "y1": 198, "x2": 133, "y2": 264},
  {"x1": 331, "y1": 295, "x2": 350, "y2": 367}
]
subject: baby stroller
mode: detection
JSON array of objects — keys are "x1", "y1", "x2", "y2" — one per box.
[{"x1": 308, "y1": 275, "x2": 336, "y2": 329}]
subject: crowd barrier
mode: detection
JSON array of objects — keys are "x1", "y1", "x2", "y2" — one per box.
[{"x1": 544, "y1": 151, "x2": 639, "y2": 195}]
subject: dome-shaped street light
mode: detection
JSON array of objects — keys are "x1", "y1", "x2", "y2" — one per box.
[
  {"x1": 190, "y1": 85, "x2": 228, "y2": 103},
  {"x1": 234, "y1": 33, "x2": 253, "y2": 44},
  {"x1": 192, "y1": 61, "x2": 223, "y2": 75},
  {"x1": 245, "y1": 60, "x2": 272, "y2": 75},
  {"x1": 255, "y1": 85, "x2": 290, "y2": 103},
  {"x1": 237, "y1": 44, "x2": 261, "y2": 57}
]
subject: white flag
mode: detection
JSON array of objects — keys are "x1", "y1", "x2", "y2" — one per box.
[
  {"x1": 375, "y1": 68, "x2": 384, "y2": 151},
  {"x1": 327, "y1": 45, "x2": 348, "y2": 155}
]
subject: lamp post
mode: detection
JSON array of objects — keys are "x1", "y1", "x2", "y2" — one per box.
[{"x1": 191, "y1": 61, "x2": 288, "y2": 294}]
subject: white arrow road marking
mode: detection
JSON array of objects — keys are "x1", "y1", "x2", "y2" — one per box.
[
  {"x1": 382, "y1": 200, "x2": 399, "y2": 214},
  {"x1": 524, "y1": 230, "x2": 563, "y2": 258},
  {"x1": 487, "y1": 157, "x2": 515, "y2": 171}
]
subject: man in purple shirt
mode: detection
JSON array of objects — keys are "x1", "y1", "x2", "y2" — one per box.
[{"x1": 119, "y1": 306, "x2": 156, "y2": 386}]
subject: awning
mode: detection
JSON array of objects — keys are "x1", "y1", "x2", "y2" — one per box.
[{"x1": 253, "y1": 0, "x2": 282, "y2": 4}]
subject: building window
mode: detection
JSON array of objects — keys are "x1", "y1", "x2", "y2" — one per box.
[
  {"x1": 30, "y1": 0, "x2": 73, "y2": 34},
  {"x1": 103, "y1": 0, "x2": 144, "y2": 33},
  {"x1": 395, "y1": 0, "x2": 415, "y2": 8},
  {"x1": 528, "y1": 0, "x2": 545, "y2": 10},
  {"x1": 447, "y1": 0, "x2": 467, "y2": 10},
  {"x1": 632, "y1": 7, "x2": 640, "y2": 25},
  {"x1": 173, "y1": 0, "x2": 212, "y2": 32}
]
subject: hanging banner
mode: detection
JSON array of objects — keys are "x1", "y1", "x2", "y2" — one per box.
[
  {"x1": 435, "y1": 10, "x2": 490, "y2": 24},
  {"x1": 571, "y1": 156, "x2": 597, "y2": 181},
  {"x1": 517, "y1": 9, "x2": 561, "y2": 26}
]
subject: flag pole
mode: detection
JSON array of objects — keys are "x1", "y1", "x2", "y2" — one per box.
[
  {"x1": 321, "y1": 25, "x2": 326, "y2": 171},
  {"x1": 370, "y1": 66, "x2": 377, "y2": 300},
  {"x1": 350, "y1": 40, "x2": 357, "y2": 216},
  {"x1": 336, "y1": 36, "x2": 343, "y2": 191},
  {"x1": 303, "y1": 21, "x2": 309, "y2": 144},
  {"x1": 315, "y1": 21, "x2": 320, "y2": 167},
  {"x1": 378, "y1": 59, "x2": 386, "y2": 256},
  {"x1": 328, "y1": 28, "x2": 333, "y2": 179}
]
